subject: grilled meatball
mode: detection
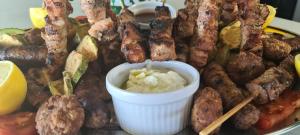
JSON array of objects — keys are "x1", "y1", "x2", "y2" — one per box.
[
  {"x1": 35, "y1": 95, "x2": 85, "y2": 135},
  {"x1": 232, "y1": 104, "x2": 260, "y2": 129},
  {"x1": 262, "y1": 38, "x2": 292, "y2": 60},
  {"x1": 226, "y1": 52, "x2": 265, "y2": 85},
  {"x1": 191, "y1": 87, "x2": 223, "y2": 133}
]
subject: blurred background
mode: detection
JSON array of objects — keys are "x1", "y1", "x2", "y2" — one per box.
[{"x1": 0, "y1": 0, "x2": 299, "y2": 28}]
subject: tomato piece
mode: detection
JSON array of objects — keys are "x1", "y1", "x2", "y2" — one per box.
[{"x1": 0, "y1": 112, "x2": 37, "y2": 135}]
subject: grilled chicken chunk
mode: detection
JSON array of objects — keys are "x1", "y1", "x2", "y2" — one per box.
[
  {"x1": 203, "y1": 63, "x2": 260, "y2": 129},
  {"x1": 190, "y1": 0, "x2": 219, "y2": 69},
  {"x1": 121, "y1": 23, "x2": 146, "y2": 63},
  {"x1": 192, "y1": 87, "x2": 223, "y2": 133}
]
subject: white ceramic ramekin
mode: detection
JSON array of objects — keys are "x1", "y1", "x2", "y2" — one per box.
[
  {"x1": 106, "y1": 60, "x2": 200, "y2": 135},
  {"x1": 128, "y1": 1, "x2": 177, "y2": 29}
]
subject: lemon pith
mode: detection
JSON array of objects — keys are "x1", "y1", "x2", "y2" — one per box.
[{"x1": 0, "y1": 61, "x2": 27, "y2": 115}]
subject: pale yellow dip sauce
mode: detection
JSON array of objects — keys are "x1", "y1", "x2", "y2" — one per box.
[{"x1": 124, "y1": 68, "x2": 187, "y2": 93}]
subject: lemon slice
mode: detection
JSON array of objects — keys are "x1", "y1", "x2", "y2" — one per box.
[
  {"x1": 220, "y1": 21, "x2": 241, "y2": 49},
  {"x1": 295, "y1": 54, "x2": 300, "y2": 77},
  {"x1": 29, "y1": 8, "x2": 48, "y2": 29},
  {"x1": 262, "y1": 5, "x2": 276, "y2": 29},
  {"x1": 0, "y1": 61, "x2": 27, "y2": 115},
  {"x1": 264, "y1": 27, "x2": 296, "y2": 38}
]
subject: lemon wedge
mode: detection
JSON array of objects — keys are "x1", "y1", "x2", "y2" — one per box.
[
  {"x1": 220, "y1": 21, "x2": 241, "y2": 49},
  {"x1": 295, "y1": 54, "x2": 300, "y2": 77},
  {"x1": 262, "y1": 5, "x2": 276, "y2": 29},
  {"x1": 0, "y1": 61, "x2": 27, "y2": 115},
  {"x1": 30, "y1": 8, "x2": 48, "y2": 28}
]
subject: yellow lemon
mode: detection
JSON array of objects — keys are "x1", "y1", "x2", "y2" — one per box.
[
  {"x1": 295, "y1": 54, "x2": 300, "y2": 77},
  {"x1": 220, "y1": 21, "x2": 241, "y2": 49},
  {"x1": 262, "y1": 5, "x2": 276, "y2": 29},
  {"x1": 30, "y1": 8, "x2": 48, "y2": 29},
  {"x1": 0, "y1": 61, "x2": 27, "y2": 115}
]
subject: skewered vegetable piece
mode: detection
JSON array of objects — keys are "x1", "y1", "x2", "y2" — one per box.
[
  {"x1": 63, "y1": 71, "x2": 73, "y2": 96},
  {"x1": 0, "y1": 33, "x2": 27, "y2": 47},
  {"x1": 76, "y1": 35, "x2": 98, "y2": 62},
  {"x1": 48, "y1": 79, "x2": 64, "y2": 96},
  {"x1": 65, "y1": 51, "x2": 88, "y2": 83}
]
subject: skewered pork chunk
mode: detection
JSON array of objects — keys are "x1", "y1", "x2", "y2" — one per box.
[
  {"x1": 190, "y1": 0, "x2": 219, "y2": 69},
  {"x1": 173, "y1": 8, "x2": 196, "y2": 39},
  {"x1": 36, "y1": 95, "x2": 85, "y2": 135},
  {"x1": 121, "y1": 23, "x2": 146, "y2": 63},
  {"x1": 149, "y1": 6, "x2": 176, "y2": 61},
  {"x1": 220, "y1": 0, "x2": 238, "y2": 26},
  {"x1": 175, "y1": 40, "x2": 189, "y2": 62},
  {"x1": 80, "y1": 0, "x2": 108, "y2": 24},
  {"x1": 284, "y1": 36, "x2": 300, "y2": 53},
  {"x1": 0, "y1": 46, "x2": 47, "y2": 68},
  {"x1": 237, "y1": 0, "x2": 263, "y2": 56},
  {"x1": 26, "y1": 79, "x2": 51, "y2": 108},
  {"x1": 203, "y1": 63, "x2": 260, "y2": 129},
  {"x1": 279, "y1": 55, "x2": 296, "y2": 77},
  {"x1": 117, "y1": 8, "x2": 135, "y2": 39},
  {"x1": 226, "y1": 52, "x2": 265, "y2": 85},
  {"x1": 44, "y1": 0, "x2": 71, "y2": 20},
  {"x1": 88, "y1": 18, "x2": 118, "y2": 43},
  {"x1": 262, "y1": 38, "x2": 292, "y2": 61},
  {"x1": 24, "y1": 28, "x2": 45, "y2": 45},
  {"x1": 191, "y1": 87, "x2": 223, "y2": 133},
  {"x1": 246, "y1": 66, "x2": 294, "y2": 104}
]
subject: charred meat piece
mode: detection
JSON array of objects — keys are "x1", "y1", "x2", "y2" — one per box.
[
  {"x1": 101, "y1": 40, "x2": 124, "y2": 72},
  {"x1": 173, "y1": 8, "x2": 196, "y2": 39},
  {"x1": 175, "y1": 40, "x2": 189, "y2": 62},
  {"x1": 75, "y1": 73, "x2": 110, "y2": 128},
  {"x1": 246, "y1": 67, "x2": 294, "y2": 104},
  {"x1": 237, "y1": 0, "x2": 263, "y2": 56},
  {"x1": 44, "y1": 0, "x2": 71, "y2": 20},
  {"x1": 149, "y1": 6, "x2": 176, "y2": 61},
  {"x1": 220, "y1": 0, "x2": 238, "y2": 26},
  {"x1": 191, "y1": 87, "x2": 223, "y2": 133},
  {"x1": 117, "y1": 8, "x2": 135, "y2": 39},
  {"x1": 80, "y1": 0, "x2": 108, "y2": 24},
  {"x1": 121, "y1": 23, "x2": 146, "y2": 63},
  {"x1": 24, "y1": 28, "x2": 45, "y2": 45},
  {"x1": 0, "y1": 46, "x2": 47, "y2": 68},
  {"x1": 262, "y1": 38, "x2": 292, "y2": 60},
  {"x1": 263, "y1": 59, "x2": 277, "y2": 70},
  {"x1": 26, "y1": 79, "x2": 51, "y2": 108},
  {"x1": 203, "y1": 63, "x2": 260, "y2": 129},
  {"x1": 226, "y1": 52, "x2": 265, "y2": 85},
  {"x1": 190, "y1": 0, "x2": 219, "y2": 69},
  {"x1": 258, "y1": 4, "x2": 270, "y2": 26},
  {"x1": 89, "y1": 18, "x2": 118, "y2": 43},
  {"x1": 279, "y1": 55, "x2": 296, "y2": 77},
  {"x1": 36, "y1": 95, "x2": 85, "y2": 135},
  {"x1": 284, "y1": 36, "x2": 300, "y2": 52}
]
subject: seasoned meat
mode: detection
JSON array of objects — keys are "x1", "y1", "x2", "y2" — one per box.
[
  {"x1": 88, "y1": 18, "x2": 118, "y2": 43},
  {"x1": 284, "y1": 36, "x2": 300, "y2": 52},
  {"x1": 0, "y1": 46, "x2": 47, "y2": 68},
  {"x1": 203, "y1": 63, "x2": 260, "y2": 129},
  {"x1": 75, "y1": 73, "x2": 110, "y2": 128},
  {"x1": 263, "y1": 59, "x2": 276, "y2": 70},
  {"x1": 279, "y1": 55, "x2": 296, "y2": 77},
  {"x1": 226, "y1": 52, "x2": 265, "y2": 85},
  {"x1": 24, "y1": 28, "x2": 45, "y2": 45},
  {"x1": 175, "y1": 40, "x2": 189, "y2": 62},
  {"x1": 80, "y1": 0, "x2": 108, "y2": 24},
  {"x1": 36, "y1": 95, "x2": 85, "y2": 135},
  {"x1": 26, "y1": 79, "x2": 51, "y2": 108},
  {"x1": 246, "y1": 67, "x2": 294, "y2": 104},
  {"x1": 149, "y1": 6, "x2": 176, "y2": 61},
  {"x1": 220, "y1": 0, "x2": 238, "y2": 26},
  {"x1": 262, "y1": 38, "x2": 292, "y2": 60},
  {"x1": 191, "y1": 87, "x2": 223, "y2": 133},
  {"x1": 121, "y1": 23, "x2": 146, "y2": 63},
  {"x1": 117, "y1": 9, "x2": 135, "y2": 39},
  {"x1": 190, "y1": 0, "x2": 219, "y2": 69},
  {"x1": 101, "y1": 40, "x2": 124, "y2": 72},
  {"x1": 237, "y1": 0, "x2": 263, "y2": 56},
  {"x1": 44, "y1": 0, "x2": 72, "y2": 20},
  {"x1": 173, "y1": 8, "x2": 196, "y2": 39}
]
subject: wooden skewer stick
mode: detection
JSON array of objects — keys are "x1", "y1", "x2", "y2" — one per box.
[{"x1": 199, "y1": 95, "x2": 255, "y2": 135}]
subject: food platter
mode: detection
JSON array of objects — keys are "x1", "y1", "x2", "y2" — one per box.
[{"x1": 1, "y1": 0, "x2": 300, "y2": 135}]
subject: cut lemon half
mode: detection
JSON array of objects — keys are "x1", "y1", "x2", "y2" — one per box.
[
  {"x1": 295, "y1": 54, "x2": 300, "y2": 77},
  {"x1": 30, "y1": 8, "x2": 48, "y2": 29},
  {"x1": 0, "y1": 61, "x2": 27, "y2": 115},
  {"x1": 262, "y1": 5, "x2": 276, "y2": 29}
]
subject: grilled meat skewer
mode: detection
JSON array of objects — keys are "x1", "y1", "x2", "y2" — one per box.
[
  {"x1": 203, "y1": 63, "x2": 260, "y2": 129},
  {"x1": 220, "y1": 0, "x2": 238, "y2": 26},
  {"x1": 80, "y1": 0, "x2": 108, "y2": 24},
  {"x1": 190, "y1": 0, "x2": 220, "y2": 69},
  {"x1": 149, "y1": 6, "x2": 177, "y2": 61}
]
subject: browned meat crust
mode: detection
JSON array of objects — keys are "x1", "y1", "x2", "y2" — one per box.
[
  {"x1": 279, "y1": 55, "x2": 296, "y2": 77},
  {"x1": 191, "y1": 87, "x2": 223, "y2": 133},
  {"x1": 262, "y1": 38, "x2": 292, "y2": 60},
  {"x1": 88, "y1": 18, "x2": 118, "y2": 43},
  {"x1": 190, "y1": 0, "x2": 219, "y2": 69},
  {"x1": 121, "y1": 23, "x2": 146, "y2": 63},
  {"x1": 226, "y1": 52, "x2": 265, "y2": 85},
  {"x1": 36, "y1": 95, "x2": 85, "y2": 135},
  {"x1": 0, "y1": 46, "x2": 47, "y2": 68},
  {"x1": 284, "y1": 36, "x2": 300, "y2": 52},
  {"x1": 203, "y1": 63, "x2": 260, "y2": 129},
  {"x1": 175, "y1": 40, "x2": 189, "y2": 62},
  {"x1": 246, "y1": 67, "x2": 294, "y2": 104},
  {"x1": 24, "y1": 28, "x2": 45, "y2": 45},
  {"x1": 237, "y1": 0, "x2": 263, "y2": 56},
  {"x1": 149, "y1": 6, "x2": 176, "y2": 61},
  {"x1": 75, "y1": 73, "x2": 110, "y2": 128},
  {"x1": 220, "y1": 0, "x2": 238, "y2": 26},
  {"x1": 80, "y1": 0, "x2": 108, "y2": 24},
  {"x1": 173, "y1": 8, "x2": 196, "y2": 39}
]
